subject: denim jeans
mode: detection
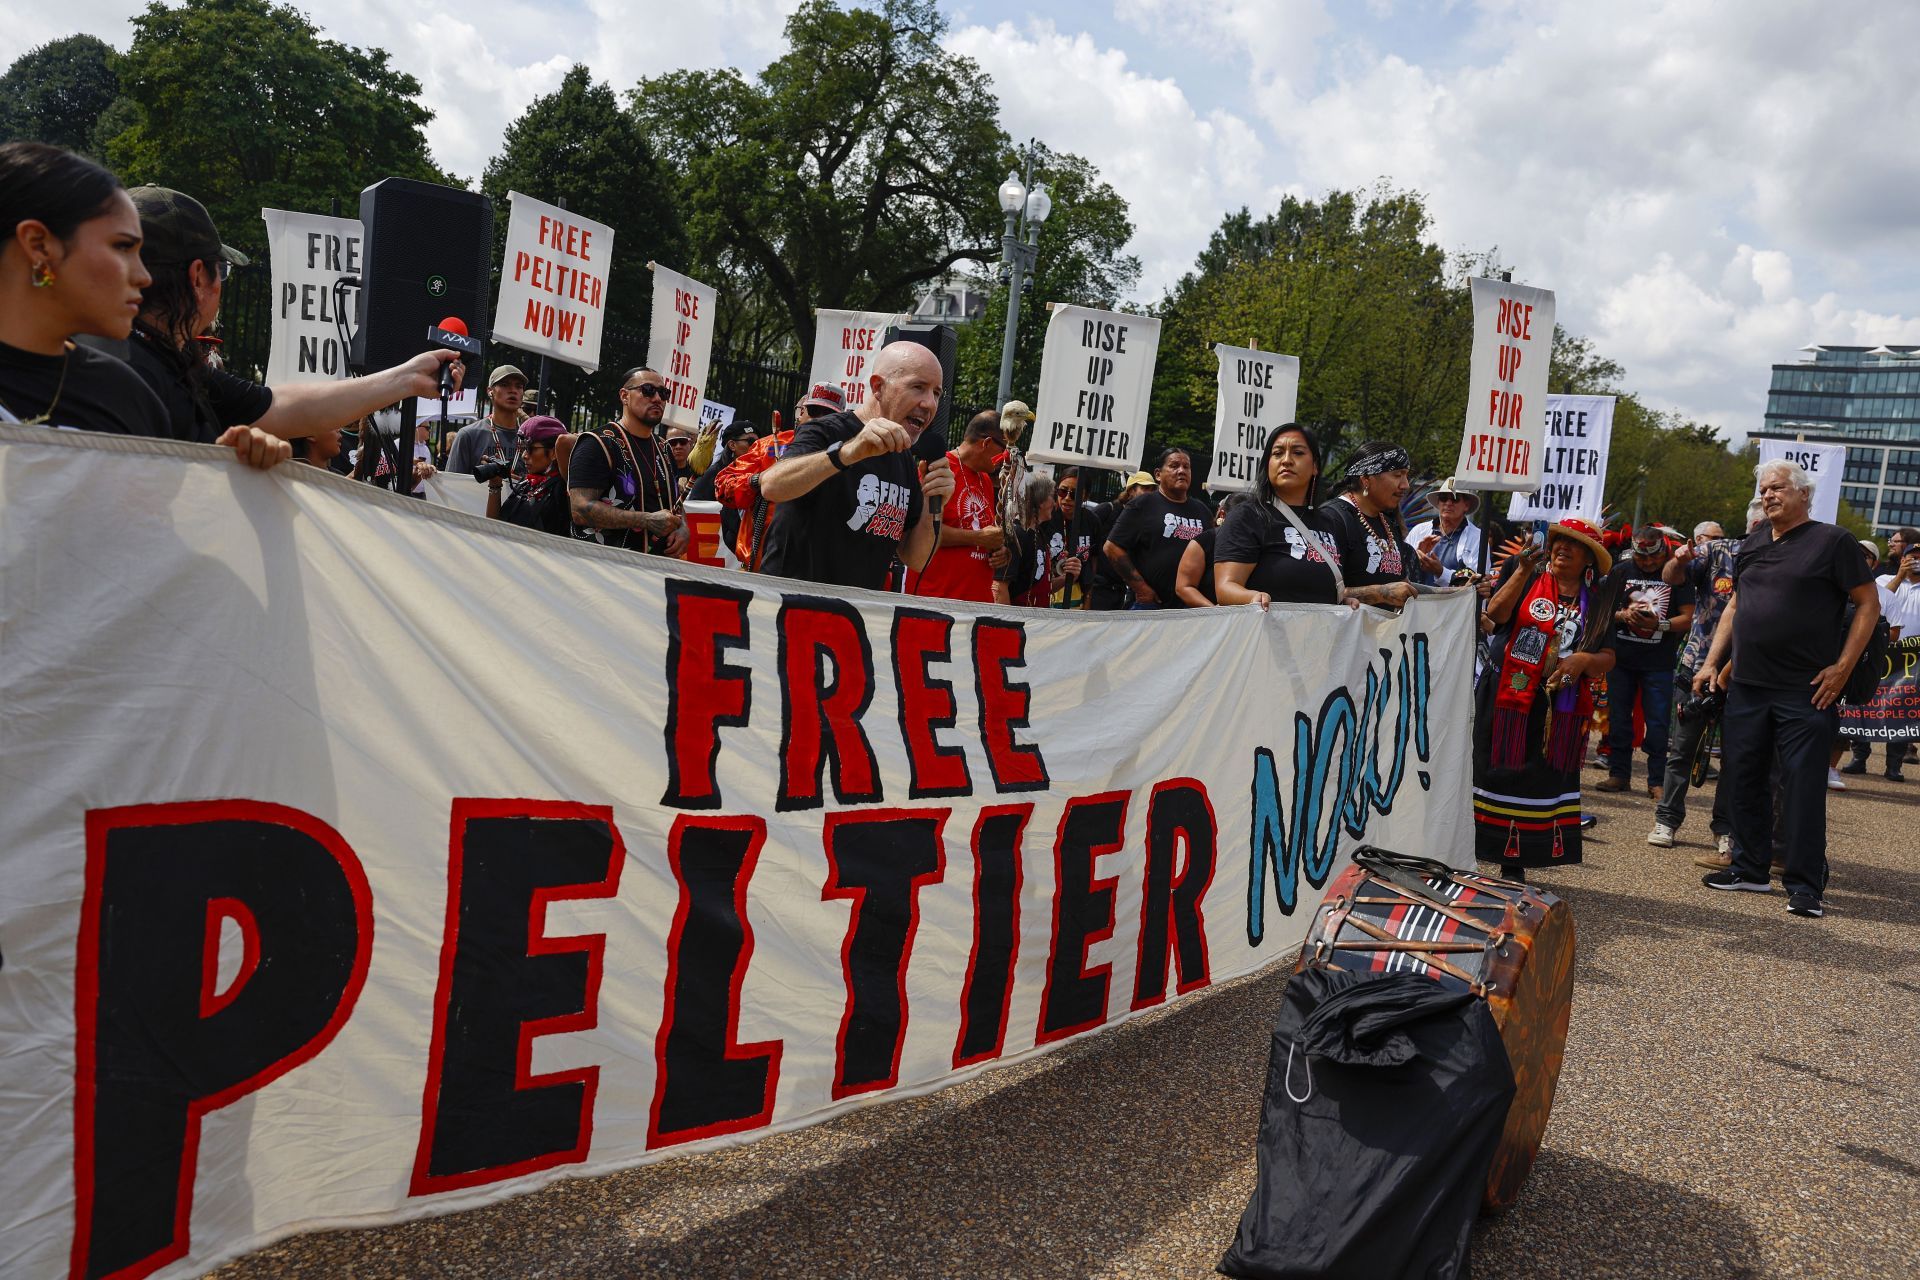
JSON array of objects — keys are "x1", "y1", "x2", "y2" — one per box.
[
  {"x1": 1721, "y1": 682, "x2": 1835, "y2": 898},
  {"x1": 1607, "y1": 663, "x2": 1674, "y2": 786},
  {"x1": 1656, "y1": 665, "x2": 1729, "y2": 835}
]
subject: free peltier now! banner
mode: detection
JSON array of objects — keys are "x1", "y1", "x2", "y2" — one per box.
[{"x1": 0, "y1": 424, "x2": 1474, "y2": 1280}]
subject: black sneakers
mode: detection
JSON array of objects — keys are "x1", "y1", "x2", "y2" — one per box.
[
  {"x1": 1787, "y1": 893, "x2": 1825, "y2": 918},
  {"x1": 1702, "y1": 869, "x2": 1772, "y2": 893}
]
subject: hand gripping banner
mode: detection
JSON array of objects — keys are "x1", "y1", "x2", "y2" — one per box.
[{"x1": 0, "y1": 424, "x2": 1474, "y2": 1280}]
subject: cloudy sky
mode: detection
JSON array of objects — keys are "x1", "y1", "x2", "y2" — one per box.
[{"x1": 11, "y1": 0, "x2": 1916, "y2": 439}]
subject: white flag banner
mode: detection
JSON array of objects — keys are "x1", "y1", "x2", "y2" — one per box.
[
  {"x1": 1754, "y1": 439, "x2": 1845, "y2": 525},
  {"x1": 1209, "y1": 345, "x2": 1301, "y2": 493},
  {"x1": 647, "y1": 263, "x2": 717, "y2": 430},
  {"x1": 1454, "y1": 277, "x2": 1556, "y2": 493},
  {"x1": 261, "y1": 208, "x2": 363, "y2": 385},
  {"x1": 808, "y1": 309, "x2": 901, "y2": 411},
  {"x1": 0, "y1": 424, "x2": 1474, "y2": 1280},
  {"x1": 698, "y1": 399, "x2": 735, "y2": 432},
  {"x1": 1029, "y1": 305, "x2": 1162, "y2": 472},
  {"x1": 1507, "y1": 395, "x2": 1616, "y2": 524},
  {"x1": 490, "y1": 191, "x2": 614, "y2": 372}
]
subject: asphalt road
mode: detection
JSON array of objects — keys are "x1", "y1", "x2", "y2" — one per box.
[{"x1": 213, "y1": 766, "x2": 1920, "y2": 1279}]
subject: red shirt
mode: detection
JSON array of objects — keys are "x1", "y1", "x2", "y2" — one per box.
[{"x1": 908, "y1": 451, "x2": 998, "y2": 603}]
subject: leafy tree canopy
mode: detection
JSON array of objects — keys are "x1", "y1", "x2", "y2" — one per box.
[
  {"x1": 0, "y1": 35, "x2": 122, "y2": 154},
  {"x1": 102, "y1": 0, "x2": 442, "y2": 261}
]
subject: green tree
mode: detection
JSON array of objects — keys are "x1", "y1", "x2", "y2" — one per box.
[
  {"x1": 952, "y1": 143, "x2": 1140, "y2": 408},
  {"x1": 102, "y1": 0, "x2": 442, "y2": 261},
  {"x1": 1151, "y1": 187, "x2": 1486, "y2": 478},
  {"x1": 0, "y1": 35, "x2": 122, "y2": 153},
  {"x1": 481, "y1": 64, "x2": 687, "y2": 422},
  {"x1": 632, "y1": 0, "x2": 1009, "y2": 367}
]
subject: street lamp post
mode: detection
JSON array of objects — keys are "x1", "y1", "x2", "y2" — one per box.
[{"x1": 994, "y1": 154, "x2": 1054, "y2": 411}]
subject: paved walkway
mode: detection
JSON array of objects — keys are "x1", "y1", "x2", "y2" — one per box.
[{"x1": 215, "y1": 769, "x2": 1920, "y2": 1279}]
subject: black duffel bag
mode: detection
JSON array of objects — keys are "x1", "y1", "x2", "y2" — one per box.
[{"x1": 1219, "y1": 968, "x2": 1516, "y2": 1280}]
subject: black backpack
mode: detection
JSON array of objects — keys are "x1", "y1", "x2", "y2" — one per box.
[{"x1": 1841, "y1": 602, "x2": 1892, "y2": 706}]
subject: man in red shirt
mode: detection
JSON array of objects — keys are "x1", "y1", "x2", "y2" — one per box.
[{"x1": 907, "y1": 409, "x2": 1007, "y2": 602}]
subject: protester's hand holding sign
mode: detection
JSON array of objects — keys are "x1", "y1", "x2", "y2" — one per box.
[{"x1": 215, "y1": 424, "x2": 293, "y2": 470}]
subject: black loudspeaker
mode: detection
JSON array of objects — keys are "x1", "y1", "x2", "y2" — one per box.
[
  {"x1": 351, "y1": 178, "x2": 493, "y2": 374},
  {"x1": 883, "y1": 321, "x2": 960, "y2": 464}
]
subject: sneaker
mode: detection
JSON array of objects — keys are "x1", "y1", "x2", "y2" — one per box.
[
  {"x1": 1839, "y1": 759, "x2": 1867, "y2": 776},
  {"x1": 1827, "y1": 769, "x2": 1848, "y2": 791},
  {"x1": 1579, "y1": 813, "x2": 1598, "y2": 830},
  {"x1": 1595, "y1": 776, "x2": 1629, "y2": 793},
  {"x1": 1886, "y1": 771, "x2": 1907, "y2": 783},
  {"x1": 1702, "y1": 869, "x2": 1772, "y2": 892},
  {"x1": 1787, "y1": 893, "x2": 1825, "y2": 919},
  {"x1": 1647, "y1": 823, "x2": 1676, "y2": 848},
  {"x1": 1693, "y1": 849, "x2": 1730, "y2": 870}
]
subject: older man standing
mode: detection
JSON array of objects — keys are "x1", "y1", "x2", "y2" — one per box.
[
  {"x1": 1697, "y1": 460, "x2": 1879, "y2": 918},
  {"x1": 758, "y1": 342, "x2": 955, "y2": 589},
  {"x1": 1405, "y1": 477, "x2": 1482, "y2": 586}
]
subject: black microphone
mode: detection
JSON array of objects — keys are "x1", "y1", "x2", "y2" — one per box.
[{"x1": 427, "y1": 317, "x2": 482, "y2": 398}]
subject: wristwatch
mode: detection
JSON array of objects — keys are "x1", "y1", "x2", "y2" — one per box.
[
  {"x1": 826, "y1": 440, "x2": 848, "y2": 471},
  {"x1": 1657, "y1": 618, "x2": 1671, "y2": 633}
]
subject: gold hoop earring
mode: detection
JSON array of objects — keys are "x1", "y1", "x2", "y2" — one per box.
[{"x1": 31, "y1": 260, "x2": 56, "y2": 288}]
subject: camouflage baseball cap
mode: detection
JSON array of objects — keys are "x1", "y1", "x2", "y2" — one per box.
[{"x1": 126, "y1": 186, "x2": 250, "y2": 267}]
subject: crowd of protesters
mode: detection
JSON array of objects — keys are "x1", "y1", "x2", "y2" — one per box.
[{"x1": 9, "y1": 138, "x2": 1911, "y2": 922}]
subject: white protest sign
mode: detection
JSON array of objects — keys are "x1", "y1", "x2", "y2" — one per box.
[
  {"x1": 1755, "y1": 439, "x2": 1845, "y2": 524},
  {"x1": 1454, "y1": 277, "x2": 1555, "y2": 492},
  {"x1": 262, "y1": 208, "x2": 362, "y2": 384},
  {"x1": 1029, "y1": 304, "x2": 1161, "y2": 471},
  {"x1": 413, "y1": 388, "x2": 480, "y2": 421},
  {"x1": 698, "y1": 399, "x2": 735, "y2": 431},
  {"x1": 647, "y1": 263, "x2": 717, "y2": 430},
  {"x1": 491, "y1": 191, "x2": 613, "y2": 372},
  {"x1": 809, "y1": 309, "x2": 901, "y2": 410},
  {"x1": 1209, "y1": 344, "x2": 1300, "y2": 493},
  {"x1": 1507, "y1": 395, "x2": 1615, "y2": 523},
  {"x1": 0, "y1": 422, "x2": 1474, "y2": 1280}
]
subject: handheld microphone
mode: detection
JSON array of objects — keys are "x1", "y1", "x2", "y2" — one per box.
[{"x1": 427, "y1": 316, "x2": 482, "y2": 398}]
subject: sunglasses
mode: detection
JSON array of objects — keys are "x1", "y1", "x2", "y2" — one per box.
[
  {"x1": 1056, "y1": 486, "x2": 1077, "y2": 496},
  {"x1": 624, "y1": 383, "x2": 671, "y2": 399},
  {"x1": 668, "y1": 437, "x2": 693, "y2": 447},
  {"x1": 1432, "y1": 494, "x2": 1466, "y2": 503}
]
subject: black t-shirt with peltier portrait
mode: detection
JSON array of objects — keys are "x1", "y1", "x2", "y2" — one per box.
[
  {"x1": 1105, "y1": 489, "x2": 1213, "y2": 606},
  {"x1": 1319, "y1": 494, "x2": 1418, "y2": 588},
  {"x1": 759, "y1": 409, "x2": 924, "y2": 590},
  {"x1": 1213, "y1": 501, "x2": 1344, "y2": 605},
  {"x1": 1604, "y1": 560, "x2": 1697, "y2": 670}
]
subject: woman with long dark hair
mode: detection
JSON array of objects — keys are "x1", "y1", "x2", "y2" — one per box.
[
  {"x1": 1474, "y1": 518, "x2": 1623, "y2": 879},
  {"x1": 0, "y1": 142, "x2": 288, "y2": 465},
  {"x1": 1213, "y1": 423, "x2": 1348, "y2": 607},
  {"x1": 1321, "y1": 437, "x2": 1421, "y2": 609}
]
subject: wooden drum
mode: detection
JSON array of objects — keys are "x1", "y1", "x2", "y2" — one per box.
[{"x1": 1294, "y1": 845, "x2": 1575, "y2": 1212}]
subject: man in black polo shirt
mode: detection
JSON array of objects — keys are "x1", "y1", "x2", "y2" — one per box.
[
  {"x1": 1103, "y1": 447, "x2": 1212, "y2": 608},
  {"x1": 757, "y1": 342, "x2": 954, "y2": 589},
  {"x1": 1696, "y1": 459, "x2": 1879, "y2": 918}
]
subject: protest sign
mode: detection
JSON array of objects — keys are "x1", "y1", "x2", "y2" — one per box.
[
  {"x1": 414, "y1": 388, "x2": 481, "y2": 422},
  {"x1": 491, "y1": 191, "x2": 614, "y2": 372},
  {"x1": 647, "y1": 263, "x2": 717, "y2": 430},
  {"x1": 1208, "y1": 344, "x2": 1300, "y2": 493},
  {"x1": 1507, "y1": 395, "x2": 1615, "y2": 523},
  {"x1": 262, "y1": 208, "x2": 363, "y2": 384},
  {"x1": 0, "y1": 422, "x2": 1474, "y2": 1280},
  {"x1": 1754, "y1": 439, "x2": 1845, "y2": 524},
  {"x1": 698, "y1": 399, "x2": 735, "y2": 432},
  {"x1": 809, "y1": 309, "x2": 902, "y2": 410},
  {"x1": 1839, "y1": 638, "x2": 1920, "y2": 742},
  {"x1": 1454, "y1": 277, "x2": 1555, "y2": 492},
  {"x1": 1029, "y1": 304, "x2": 1161, "y2": 472}
]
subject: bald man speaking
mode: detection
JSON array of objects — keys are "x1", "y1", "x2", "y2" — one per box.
[{"x1": 758, "y1": 341, "x2": 956, "y2": 589}]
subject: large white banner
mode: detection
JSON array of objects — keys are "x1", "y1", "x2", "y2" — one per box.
[
  {"x1": 809, "y1": 309, "x2": 902, "y2": 411},
  {"x1": 1209, "y1": 344, "x2": 1301, "y2": 493},
  {"x1": 491, "y1": 191, "x2": 614, "y2": 373},
  {"x1": 261, "y1": 208, "x2": 363, "y2": 385},
  {"x1": 1755, "y1": 439, "x2": 1845, "y2": 524},
  {"x1": 0, "y1": 424, "x2": 1473, "y2": 1280},
  {"x1": 1029, "y1": 304, "x2": 1161, "y2": 472},
  {"x1": 1454, "y1": 277, "x2": 1556, "y2": 493},
  {"x1": 647, "y1": 263, "x2": 717, "y2": 430},
  {"x1": 1507, "y1": 394, "x2": 1616, "y2": 524}
]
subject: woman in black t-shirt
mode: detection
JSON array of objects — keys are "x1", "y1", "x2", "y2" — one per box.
[
  {"x1": 1215, "y1": 424, "x2": 1348, "y2": 608},
  {"x1": 0, "y1": 143, "x2": 288, "y2": 466}
]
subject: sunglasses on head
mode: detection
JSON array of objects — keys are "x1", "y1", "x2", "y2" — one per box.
[{"x1": 624, "y1": 383, "x2": 670, "y2": 399}]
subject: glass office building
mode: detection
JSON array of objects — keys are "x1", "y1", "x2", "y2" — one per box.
[{"x1": 1757, "y1": 344, "x2": 1920, "y2": 537}]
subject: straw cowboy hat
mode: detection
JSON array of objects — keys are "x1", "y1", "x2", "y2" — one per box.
[{"x1": 1548, "y1": 517, "x2": 1612, "y2": 575}]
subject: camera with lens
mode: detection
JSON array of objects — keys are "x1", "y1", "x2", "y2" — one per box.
[
  {"x1": 472, "y1": 458, "x2": 513, "y2": 484},
  {"x1": 1677, "y1": 686, "x2": 1726, "y2": 725}
]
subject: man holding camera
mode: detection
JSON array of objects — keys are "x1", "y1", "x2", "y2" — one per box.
[
  {"x1": 1594, "y1": 527, "x2": 1694, "y2": 800},
  {"x1": 569, "y1": 366, "x2": 685, "y2": 556},
  {"x1": 446, "y1": 365, "x2": 528, "y2": 475},
  {"x1": 1651, "y1": 519, "x2": 1739, "y2": 853}
]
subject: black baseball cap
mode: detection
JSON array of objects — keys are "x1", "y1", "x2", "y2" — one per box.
[{"x1": 126, "y1": 186, "x2": 250, "y2": 267}]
